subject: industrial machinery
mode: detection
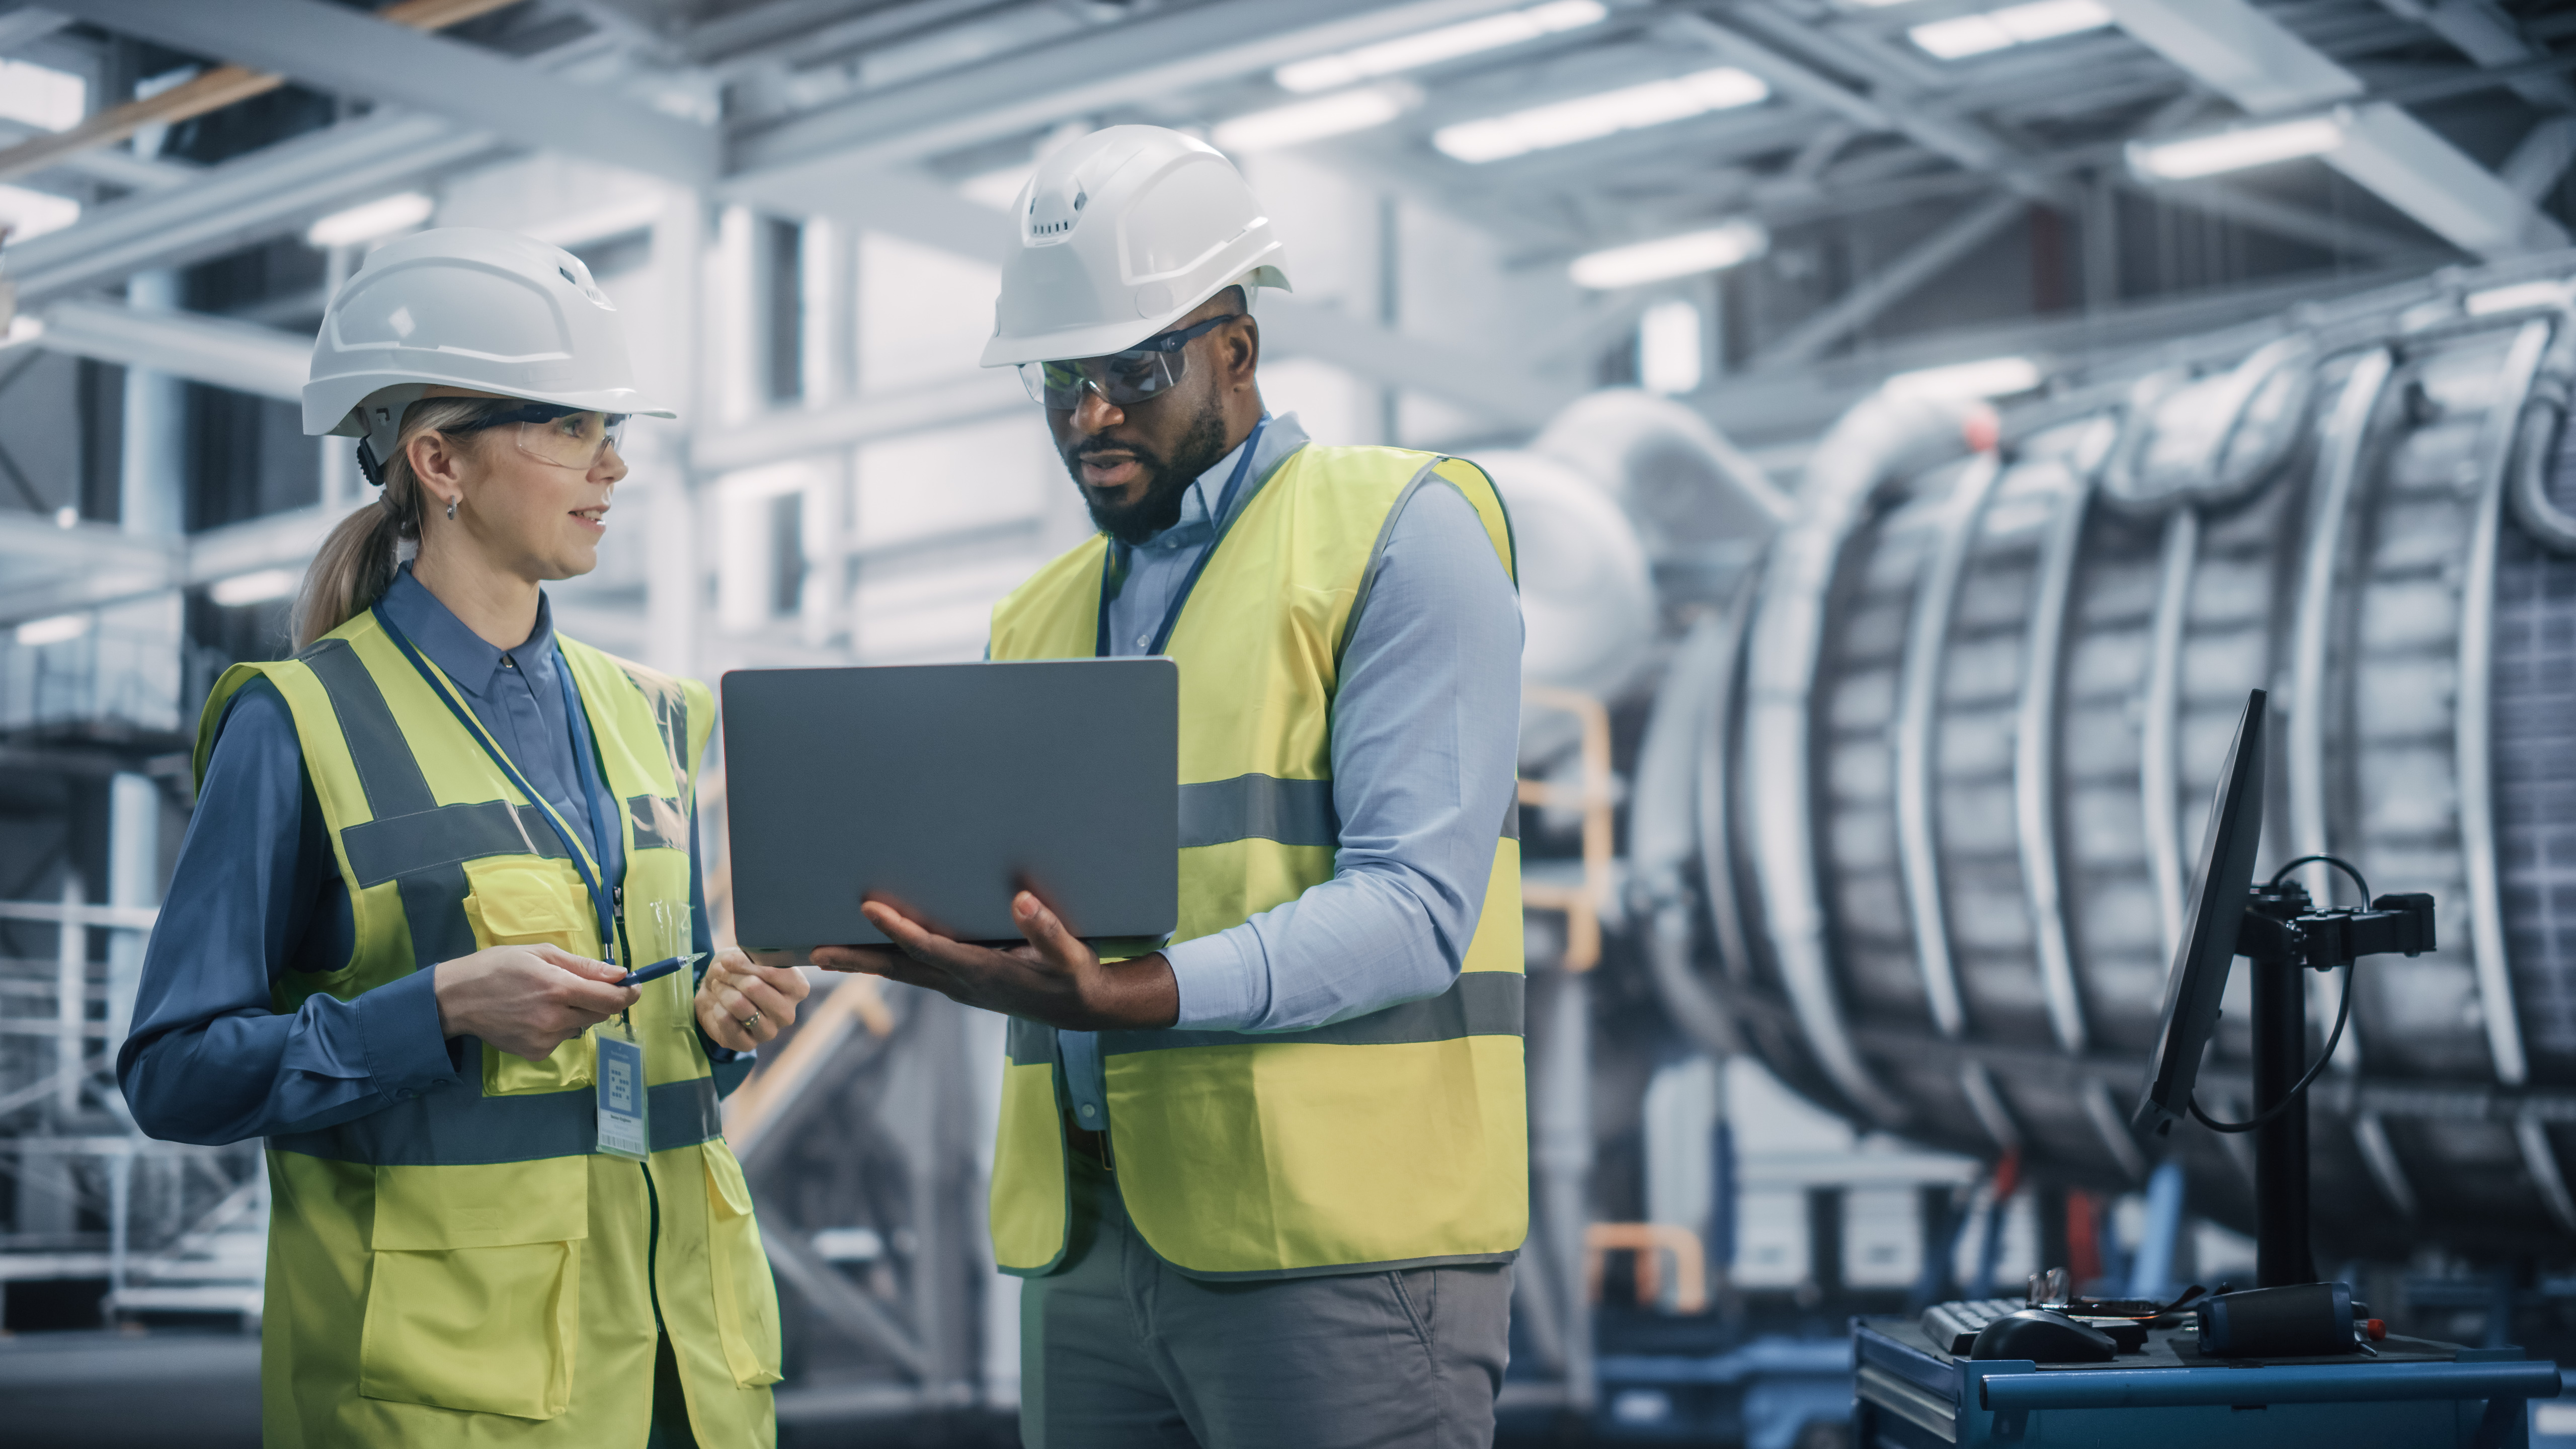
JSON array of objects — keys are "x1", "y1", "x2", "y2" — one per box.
[{"x1": 1631, "y1": 258, "x2": 2576, "y2": 1261}]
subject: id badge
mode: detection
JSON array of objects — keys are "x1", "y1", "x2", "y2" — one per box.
[{"x1": 596, "y1": 1025, "x2": 650, "y2": 1161}]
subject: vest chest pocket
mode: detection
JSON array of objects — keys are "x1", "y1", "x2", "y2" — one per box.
[
  {"x1": 358, "y1": 1158, "x2": 588, "y2": 1420},
  {"x1": 703, "y1": 1141, "x2": 785, "y2": 1387},
  {"x1": 463, "y1": 859, "x2": 602, "y2": 1096}
]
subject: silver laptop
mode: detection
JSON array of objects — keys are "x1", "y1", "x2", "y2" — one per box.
[{"x1": 721, "y1": 658, "x2": 1176, "y2": 954}]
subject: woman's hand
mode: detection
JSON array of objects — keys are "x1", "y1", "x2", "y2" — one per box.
[
  {"x1": 433, "y1": 944, "x2": 637, "y2": 1061},
  {"x1": 695, "y1": 947, "x2": 811, "y2": 1052}
]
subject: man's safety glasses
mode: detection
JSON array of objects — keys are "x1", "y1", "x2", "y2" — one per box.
[
  {"x1": 457, "y1": 403, "x2": 630, "y2": 471},
  {"x1": 1017, "y1": 313, "x2": 1238, "y2": 411}
]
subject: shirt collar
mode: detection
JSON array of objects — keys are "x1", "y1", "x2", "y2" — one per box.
[
  {"x1": 1128, "y1": 412, "x2": 1307, "y2": 553},
  {"x1": 381, "y1": 565, "x2": 557, "y2": 701}
]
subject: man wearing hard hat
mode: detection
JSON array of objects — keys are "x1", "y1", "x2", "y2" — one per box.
[{"x1": 815, "y1": 127, "x2": 1527, "y2": 1446}]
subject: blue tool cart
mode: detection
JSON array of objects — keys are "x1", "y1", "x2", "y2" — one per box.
[{"x1": 1854, "y1": 1316, "x2": 2563, "y2": 1447}]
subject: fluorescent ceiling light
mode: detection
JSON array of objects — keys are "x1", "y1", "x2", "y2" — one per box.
[
  {"x1": 210, "y1": 569, "x2": 300, "y2": 608},
  {"x1": 1910, "y1": 0, "x2": 2111, "y2": 60},
  {"x1": 0, "y1": 183, "x2": 79, "y2": 242},
  {"x1": 1570, "y1": 222, "x2": 1768, "y2": 289},
  {"x1": 1435, "y1": 66, "x2": 1770, "y2": 164},
  {"x1": 1887, "y1": 355, "x2": 2043, "y2": 398},
  {"x1": 2127, "y1": 115, "x2": 2345, "y2": 181},
  {"x1": 53, "y1": 506, "x2": 76, "y2": 529},
  {"x1": 0, "y1": 59, "x2": 85, "y2": 132},
  {"x1": 15, "y1": 613, "x2": 89, "y2": 647},
  {"x1": 2, "y1": 314, "x2": 44, "y2": 350},
  {"x1": 1213, "y1": 86, "x2": 1413, "y2": 152},
  {"x1": 2466, "y1": 280, "x2": 2571, "y2": 315},
  {"x1": 1275, "y1": 1, "x2": 1607, "y2": 93},
  {"x1": 307, "y1": 192, "x2": 435, "y2": 249}
]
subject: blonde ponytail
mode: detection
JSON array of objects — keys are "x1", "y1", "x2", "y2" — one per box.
[{"x1": 290, "y1": 397, "x2": 504, "y2": 649}]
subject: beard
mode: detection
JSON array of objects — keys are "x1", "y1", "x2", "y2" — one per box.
[{"x1": 1065, "y1": 397, "x2": 1233, "y2": 547}]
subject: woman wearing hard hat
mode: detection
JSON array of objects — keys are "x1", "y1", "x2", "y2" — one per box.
[{"x1": 117, "y1": 227, "x2": 804, "y2": 1447}]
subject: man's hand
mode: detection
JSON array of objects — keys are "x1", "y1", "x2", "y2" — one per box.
[
  {"x1": 810, "y1": 892, "x2": 1178, "y2": 1031},
  {"x1": 434, "y1": 944, "x2": 638, "y2": 1062},
  {"x1": 695, "y1": 947, "x2": 812, "y2": 1051}
]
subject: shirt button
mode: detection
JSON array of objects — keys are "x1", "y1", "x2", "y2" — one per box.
[
  {"x1": 1079, "y1": 1104, "x2": 1097, "y2": 1119},
  {"x1": 1134, "y1": 634, "x2": 1149, "y2": 649}
]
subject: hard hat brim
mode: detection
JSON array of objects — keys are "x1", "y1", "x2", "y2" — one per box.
[
  {"x1": 312, "y1": 376, "x2": 678, "y2": 437},
  {"x1": 978, "y1": 263, "x2": 1291, "y2": 369}
]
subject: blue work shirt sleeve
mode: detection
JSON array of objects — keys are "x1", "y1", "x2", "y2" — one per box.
[
  {"x1": 118, "y1": 680, "x2": 463, "y2": 1146},
  {"x1": 1168, "y1": 477, "x2": 1524, "y2": 1032}
]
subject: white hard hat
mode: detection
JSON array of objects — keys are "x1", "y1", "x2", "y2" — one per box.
[
  {"x1": 978, "y1": 125, "x2": 1292, "y2": 368},
  {"x1": 303, "y1": 226, "x2": 673, "y2": 472}
]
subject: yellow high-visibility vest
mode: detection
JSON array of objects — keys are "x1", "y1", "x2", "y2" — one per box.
[
  {"x1": 194, "y1": 610, "x2": 781, "y2": 1447},
  {"x1": 985, "y1": 440, "x2": 1528, "y2": 1279}
]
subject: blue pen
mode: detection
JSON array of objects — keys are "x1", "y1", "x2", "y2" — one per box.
[{"x1": 620, "y1": 952, "x2": 706, "y2": 989}]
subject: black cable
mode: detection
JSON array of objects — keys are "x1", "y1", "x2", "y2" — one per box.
[
  {"x1": 2186, "y1": 849, "x2": 2372, "y2": 1135},
  {"x1": 2269, "y1": 853, "x2": 2371, "y2": 907}
]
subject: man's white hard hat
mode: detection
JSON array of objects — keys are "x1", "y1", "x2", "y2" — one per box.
[
  {"x1": 303, "y1": 226, "x2": 674, "y2": 471},
  {"x1": 979, "y1": 125, "x2": 1292, "y2": 368}
]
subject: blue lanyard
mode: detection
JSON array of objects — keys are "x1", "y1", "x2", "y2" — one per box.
[
  {"x1": 1095, "y1": 418, "x2": 1266, "y2": 659},
  {"x1": 370, "y1": 603, "x2": 620, "y2": 965}
]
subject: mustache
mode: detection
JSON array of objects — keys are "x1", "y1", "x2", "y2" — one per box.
[{"x1": 1068, "y1": 437, "x2": 1162, "y2": 470}]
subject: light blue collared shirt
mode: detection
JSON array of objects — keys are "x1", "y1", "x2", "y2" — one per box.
[{"x1": 1053, "y1": 413, "x2": 1524, "y2": 1130}]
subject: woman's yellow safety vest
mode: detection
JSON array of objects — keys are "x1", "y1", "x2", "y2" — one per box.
[
  {"x1": 193, "y1": 609, "x2": 781, "y2": 1448},
  {"x1": 985, "y1": 441, "x2": 1528, "y2": 1280}
]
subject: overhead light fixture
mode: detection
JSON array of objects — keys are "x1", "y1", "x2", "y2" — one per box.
[
  {"x1": 1213, "y1": 86, "x2": 1415, "y2": 152},
  {"x1": 1909, "y1": 0, "x2": 2111, "y2": 59},
  {"x1": 1570, "y1": 221, "x2": 1768, "y2": 289},
  {"x1": 1887, "y1": 355, "x2": 2044, "y2": 398},
  {"x1": 2466, "y1": 280, "x2": 2571, "y2": 315},
  {"x1": 210, "y1": 569, "x2": 300, "y2": 608},
  {"x1": 1275, "y1": 0, "x2": 1608, "y2": 94},
  {"x1": 2, "y1": 314, "x2": 44, "y2": 350},
  {"x1": 53, "y1": 506, "x2": 76, "y2": 529},
  {"x1": 14, "y1": 613, "x2": 90, "y2": 647},
  {"x1": 1435, "y1": 66, "x2": 1770, "y2": 164},
  {"x1": 306, "y1": 192, "x2": 435, "y2": 249},
  {"x1": 0, "y1": 183, "x2": 80, "y2": 243},
  {"x1": 2127, "y1": 114, "x2": 2346, "y2": 182},
  {"x1": 0, "y1": 59, "x2": 86, "y2": 132}
]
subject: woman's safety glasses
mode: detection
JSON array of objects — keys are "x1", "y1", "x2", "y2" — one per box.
[
  {"x1": 458, "y1": 403, "x2": 630, "y2": 471},
  {"x1": 1017, "y1": 313, "x2": 1238, "y2": 411}
]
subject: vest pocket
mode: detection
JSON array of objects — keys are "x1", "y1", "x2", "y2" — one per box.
[
  {"x1": 702, "y1": 1141, "x2": 785, "y2": 1387},
  {"x1": 359, "y1": 1159, "x2": 589, "y2": 1420},
  {"x1": 463, "y1": 859, "x2": 601, "y2": 1096}
]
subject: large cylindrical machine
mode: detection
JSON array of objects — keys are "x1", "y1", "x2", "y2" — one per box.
[{"x1": 1635, "y1": 268, "x2": 2576, "y2": 1259}]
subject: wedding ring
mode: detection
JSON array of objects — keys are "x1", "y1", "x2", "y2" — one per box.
[{"x1": 739, "y1": 1008, "x2": 762, "y2": 1031}]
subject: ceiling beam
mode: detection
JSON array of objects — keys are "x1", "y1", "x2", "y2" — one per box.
[
  {"x1": 34, "y1": 299, "x2": 307, "y2": 401},
  {"x1": 2375, "y1": 0, "x2": 2576, "y2": 112},
  {"x1": 723, "y1": 0, "x2": 1526, "y2": 204},
  {"x1": 47, "y1": 0, "x2": 718, "y2": 187},
  {"x1": 2099, "y1": 0, "x2": 2565, "y2": 259},
  {"x1": 1749, "y1": 193, "x2": 2028, "y2": 370},
  {"x1": 0, "y1": 116, "x2": 194, "y2": 190},
  {"x1": 6, "y1": 112, "x2": 500, "y2": 305}
]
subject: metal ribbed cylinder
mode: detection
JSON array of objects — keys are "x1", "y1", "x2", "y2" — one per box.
[{"x1": 1639, "y1": 287, "x2": 2576, "y2": 1256}]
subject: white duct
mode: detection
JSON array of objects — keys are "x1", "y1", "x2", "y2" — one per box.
[
  {"x1": 1484, "y1": 448, "x2": 1657, "y2": 767},
  {"x1": 1532, "y1": 388, "x2": 1793, "y2": 557}
]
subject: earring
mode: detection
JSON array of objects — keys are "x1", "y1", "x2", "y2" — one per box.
[{"x1": 445, "y1": 497, "x2": 458, "y2": 522}]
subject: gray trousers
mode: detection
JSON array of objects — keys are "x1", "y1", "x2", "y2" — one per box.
[{"x1": 1020, "y1": 1155, "x2": 1512, "y2": 1449}]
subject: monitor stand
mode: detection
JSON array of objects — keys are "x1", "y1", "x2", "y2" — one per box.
[{"x1": 2250, "y1": 951, "x2": 2315, "y2": 1287}]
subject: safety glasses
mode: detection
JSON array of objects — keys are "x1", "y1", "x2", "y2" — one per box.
[
  {"x1": 1017, "y1": 313, "x2": 1239, "y2": 411},
  {"x1": 457, "y1": 403, "x2": 630, "y2": 471}
]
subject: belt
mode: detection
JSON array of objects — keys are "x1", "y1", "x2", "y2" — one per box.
[{"x1": 1063, "y1": 1108, "x2": 1112, "y2": 1172}]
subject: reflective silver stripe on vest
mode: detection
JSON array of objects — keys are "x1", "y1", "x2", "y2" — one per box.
[
  {"x1": 627, "y1": 794, "x2": 689, "y2": 852},
  {"x1": 300, "y1": 637, "x2": 479, "y2": 974},
  {"x1": 1096, "y1": 971, "x2": 1521, "y2": 1057},
  {"x1": 1178, "y1": 773, "x2": 1338, "y2": 849},
  {"x1": 341, "y1": 800, "x2": 572, "y2": 887},
  {"x1": 269, "y1": 1062, "x2": 724, "y2": 1166},
  {"x1": 1007, "y1": 1015, "x2": 1057, "y2": 1066}
]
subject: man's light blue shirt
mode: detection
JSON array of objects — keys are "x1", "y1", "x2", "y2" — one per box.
[{"x1": 1052, "y1": 413, "x2": 1524, "y2": 1131}]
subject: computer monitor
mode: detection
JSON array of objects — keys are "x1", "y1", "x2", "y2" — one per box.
[{"x1": 2132, "y1": 688, "x2": 2268, "y2": 1138}]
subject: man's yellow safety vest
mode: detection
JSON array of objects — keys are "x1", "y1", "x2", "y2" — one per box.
[
  {"x1": 985, "y1": 439, "x2": 1529, "y2": 1279},
  {"x1": 194, "y1": 610, "x2": 781, "y2": 1447}
]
